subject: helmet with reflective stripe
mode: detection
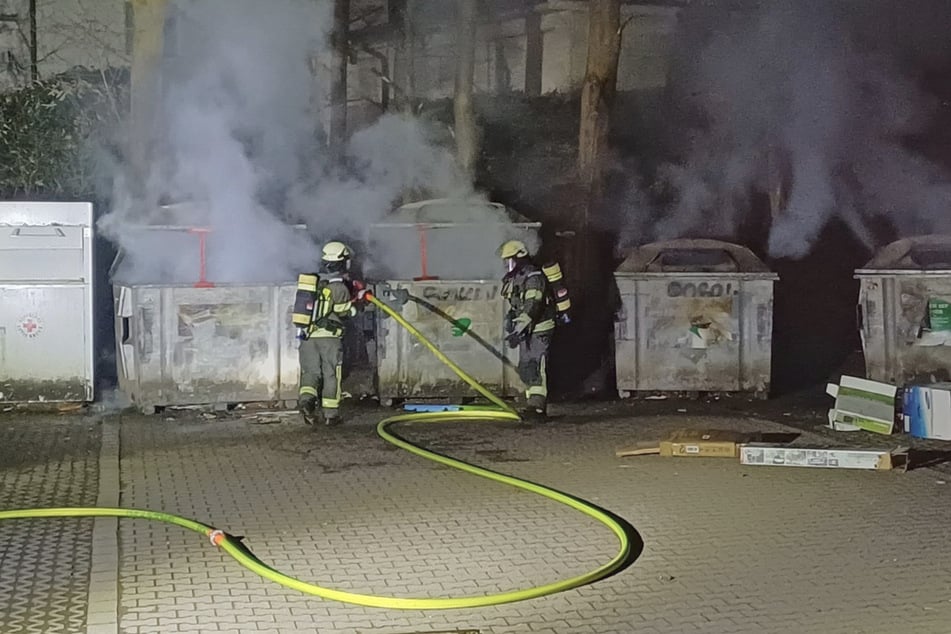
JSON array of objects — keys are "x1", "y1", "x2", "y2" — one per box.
[
  {"x1": 498, "y1": 240, "x2": 528, "y2": 260},
  {"x1": 322, "y1": 241, "x2": 352, "y2": 263}
]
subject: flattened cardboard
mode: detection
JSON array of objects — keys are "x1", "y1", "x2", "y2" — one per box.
[
  {"x1": 616, "y1": 430, "x2": 751, "y2": 459},
  {"x1": 739, "y1": 444, "x2": 908, "y2": 471},
  {"x1": 659, "y1": 430, "x2": 751, "y2": 459}
]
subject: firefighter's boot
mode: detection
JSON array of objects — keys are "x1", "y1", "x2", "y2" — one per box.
[
  {"x1": 299, "y1": 397, "x2": 318, "y2": 426},
  {"x1": 323, "y1": 410, "x2": 342, "y2": 427}
]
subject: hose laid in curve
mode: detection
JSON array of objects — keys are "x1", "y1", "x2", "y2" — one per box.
[{"x1": 0, "y1": 292, "x2": 630, "y2": 610}]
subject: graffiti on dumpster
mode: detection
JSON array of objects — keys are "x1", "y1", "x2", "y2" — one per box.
[
  {"x1": 421, "y1": 285, "x2": 499, "y2": 302},
  {"x1": 667, "y1": 281, "x2": 738, "y2": 298}
]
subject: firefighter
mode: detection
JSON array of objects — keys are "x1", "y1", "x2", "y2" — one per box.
[
  {"x1": 498, "y1": 239, "x2": 556, "y2": 421},
  {"x1": 297, "y1": 241, "x2": 364, "y2": 427}
]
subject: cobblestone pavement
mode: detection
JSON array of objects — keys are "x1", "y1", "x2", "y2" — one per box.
[
  {"x1": 114, "y1": 405, "x2": 951, "y2": 634},
  {"x1": 4, "y1": 404, "x2": 951, "y2": 634},
  {"x1": 0, "y1": 415, "x2": 101, "y2": 633}
]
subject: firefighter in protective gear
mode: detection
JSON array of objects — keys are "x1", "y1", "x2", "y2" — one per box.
[
  {"x1": 297, "y1": 241, "x2": 359, "y2": 427},
  {"x1": 499, "y1": 239, "x2": 556, "y2": 420}
]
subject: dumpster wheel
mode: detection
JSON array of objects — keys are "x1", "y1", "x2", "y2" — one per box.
[{"x1": 0, "y1": 293, "x2": 633, "y2": 610}]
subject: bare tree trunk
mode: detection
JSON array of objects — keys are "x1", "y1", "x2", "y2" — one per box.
[
  {"x1": 130, "y1": 0, "x2": 169, "y2": 185},
  {"x1": 578, "y1": 0, "x2": 620, "y2": 193},
  {"x1": 454, "y1": 0, "x2": 479, "y2": 181},
  {"x1": 573, "y1": 0, "x2": 622, "y2": 398},
  {"x1": 329, "y1": 0, "x2": 350, "y2": 164},
  {"x1": 524, "y1": 9, "x2": 542, "y2": 96},
  {"x1": 390, "y1": 0, "x2": 416, "y2": 113},
  {"x1": 28, "y1": 0, "x2": 37, "y2": 81}
]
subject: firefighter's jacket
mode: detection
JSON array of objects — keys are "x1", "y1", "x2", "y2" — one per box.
[
  {"x1": 502, "y1": 263, "x2": 556, "y2": 336},
  {"x1": 308, "y1": 276, "x2": 356, "y2": 338}
]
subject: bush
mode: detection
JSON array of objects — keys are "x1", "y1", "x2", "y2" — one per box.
[{"x1": 0, "y1": 68, "x2": 128, "y2": 198}]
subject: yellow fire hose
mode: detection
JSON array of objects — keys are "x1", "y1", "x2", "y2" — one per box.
[{"x1": 0, "y1": 293, "x2": 631, "y2": 610}]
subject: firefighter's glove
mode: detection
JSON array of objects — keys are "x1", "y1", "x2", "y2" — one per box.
[
  {"x1": 512, "y1": 313, "x2": 532, "y2": 334},
  {"x1": 350, "y1": 280, "x2": 368, "y2": 303},
  {"x1": 504, "y1": 312, "x2": 516, "y2": 334},
  {"x1": 296, "y1": 328, "x2": 309, "y2": 341},
  {"x1": 505, "y1": 333, "x2": 522, "y2": 349}
]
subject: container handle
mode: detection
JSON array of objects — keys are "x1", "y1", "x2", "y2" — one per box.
[
  {"x1": 11, "y1": 227, "x2": 66, "y2": 237},
  {"x1": 121, "y1": 318, "x2": 131, "y2": 345}
]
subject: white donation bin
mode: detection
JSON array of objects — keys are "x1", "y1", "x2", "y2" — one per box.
[{"x1": 0, "y1": 202, "x2": 95, "y2": 403}]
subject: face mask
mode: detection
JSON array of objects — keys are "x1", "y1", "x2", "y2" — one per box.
[{"x1": 506, "y1": 258, "x2": 516, "y2": 273}]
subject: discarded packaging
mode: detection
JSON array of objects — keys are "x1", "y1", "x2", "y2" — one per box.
[
  {"x1": 903, "y1": 384, "x2": 951, "y2": 441},
  {"x1": 739, "y1": 444, "x2": 908, "y2": 471},
  {"x1": 616, "y1": 429, "x2": 751, "y2": 459},
  {"x1": 660, "y1": 430, "x2": 750, "y2": 458},
  {"x1": 826, "y1": 375, "x2": 897, "y2": 435}
]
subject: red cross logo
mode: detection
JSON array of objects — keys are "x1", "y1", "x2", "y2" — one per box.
[{"x1": 17, "y1": 315, "x2": 43, "y2": 338}]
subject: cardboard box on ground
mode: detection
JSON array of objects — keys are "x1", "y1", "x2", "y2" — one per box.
[
  {"x1": 827, "y1": 375, "x2": 951, "y2": 441},
  {"x1": 826, "y1": 376, "x2": 897, "y2": 435},
  {"x1": 617, "y1": 429, "x2": 908, "y2": 472},
  {"x1": 739, "y1": 445, "x2": 907, "y2": 471},
  {"x1": 903, "y1": 384, "x2": 951, "y2": 441},
  {"x1": 616, "y1": 430, "x2": 751, "y2": 459}
]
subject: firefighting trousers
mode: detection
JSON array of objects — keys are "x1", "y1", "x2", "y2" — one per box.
[
  {"x1": 518, "y1": 332, "x2": 551, "y2": 410},
  {"x1": 298, "y1": 336, "x2": 343, "y2": 418}
]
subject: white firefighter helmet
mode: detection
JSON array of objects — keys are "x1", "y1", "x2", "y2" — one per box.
[
  {"x1": 498, "y1": 239, "x2": 529, "y2": 260},
  {"x1": 322, "y1": 241, "x2": 352, "y2": 263}
]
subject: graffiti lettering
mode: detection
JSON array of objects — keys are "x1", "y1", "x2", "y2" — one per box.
[
  {"x1": 667, "y1": 281, "x2": 735, "y2": 298},
  {"x1": 421, "y1": 286, "x2": 499, "y2": 302}
]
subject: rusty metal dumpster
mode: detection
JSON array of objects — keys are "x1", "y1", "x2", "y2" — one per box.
[
  {"x1": 856, "y1": 235, "x2": 951, "y2": 385},
  {"x1": 366, "y1": 199, "x2": 541, "y2": 404},
  {"x1": 0, "y1": 202, "x2": 95, "y2": 404},
  {"x1": 613, "y1": 239, "x2": 778, "y2": 398}
]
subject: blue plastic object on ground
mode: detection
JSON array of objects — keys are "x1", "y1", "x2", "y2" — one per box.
[{"x1": 403, "y1": 404, "x2": 462, "y2": 413}]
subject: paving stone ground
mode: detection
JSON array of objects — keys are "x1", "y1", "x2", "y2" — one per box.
[
  {"x1": 3, "y1": 404, "x2": 951, "y2": 633},
  {"x1": 0, "y1": 416, "x2": 101, "y2": 634},
  {"x1": 116, "y1": 405, "x2": 951, "y2": 634}
]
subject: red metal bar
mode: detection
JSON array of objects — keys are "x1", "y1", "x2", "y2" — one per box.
[
  {"x1": 413, "y1": 224, "x2": 438, "y2": 281},
  {"x1": 188, "y1": 228, "x2": 215, "y2": 288}
]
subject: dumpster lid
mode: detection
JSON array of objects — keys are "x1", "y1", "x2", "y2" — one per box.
[
  {"x1": 858, "y1": 235, "x2": 951, "y2": 273},
  {"x1": 616, "y1": 239, "x2": 773, "y2": 275},
  {"x1": 109, "y1": 201, "x2": 311, "y2": 284},
  {"x1": 372, "y1": 198, "x2": 539, "y2": 227},
  {"x1": 0, "y1": 201, "x2": 93, "y2": 227}
]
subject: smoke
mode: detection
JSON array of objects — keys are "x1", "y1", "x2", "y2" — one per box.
[
  {"x1": 619, "y1": 0, "x2": 951, "y2": 259},
  {"x1": 99, "y1": 0, "x2": 482, "y2": 285}
]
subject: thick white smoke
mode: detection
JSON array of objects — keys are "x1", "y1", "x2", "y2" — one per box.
[
  {"x1": 619, "y1": 1, "x2": 951, "y2": 258},
  {"x1": 99, "y1": 0, "x2": 482, "y2": 284}
]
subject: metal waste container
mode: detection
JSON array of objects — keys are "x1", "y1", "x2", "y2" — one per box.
[
  {"x1": 366, "y1": 199, "x2": 540, "y2": 404},
  {"x1": 613, "y1": 239, "x2": 778, "y2": 398},
  {"x1": 112, "y1": 220, "x2": 314, "y2": 413},
  {"x1": 856, "y1": 235, "x2": 951, "y2": 385},
  {"x1": 0, "y1": 202, "x2": 95, "y2": 404}
]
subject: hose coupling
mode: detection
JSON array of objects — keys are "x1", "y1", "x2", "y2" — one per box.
[{"x1": 209, "y1": 529, "x2": 226, "y2": 546}]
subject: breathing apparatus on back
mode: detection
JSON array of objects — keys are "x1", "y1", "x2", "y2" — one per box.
[
  {"x1": 497, "y1": 239, "x2": 572, "y2": 326},
  {"x1": 292, "y1": 241, "x2": 355, "y2": 338}
]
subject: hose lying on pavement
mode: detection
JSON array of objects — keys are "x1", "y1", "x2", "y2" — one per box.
[{"x1": 0, "y1": 292, "x2": 631, "y2": 610}]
